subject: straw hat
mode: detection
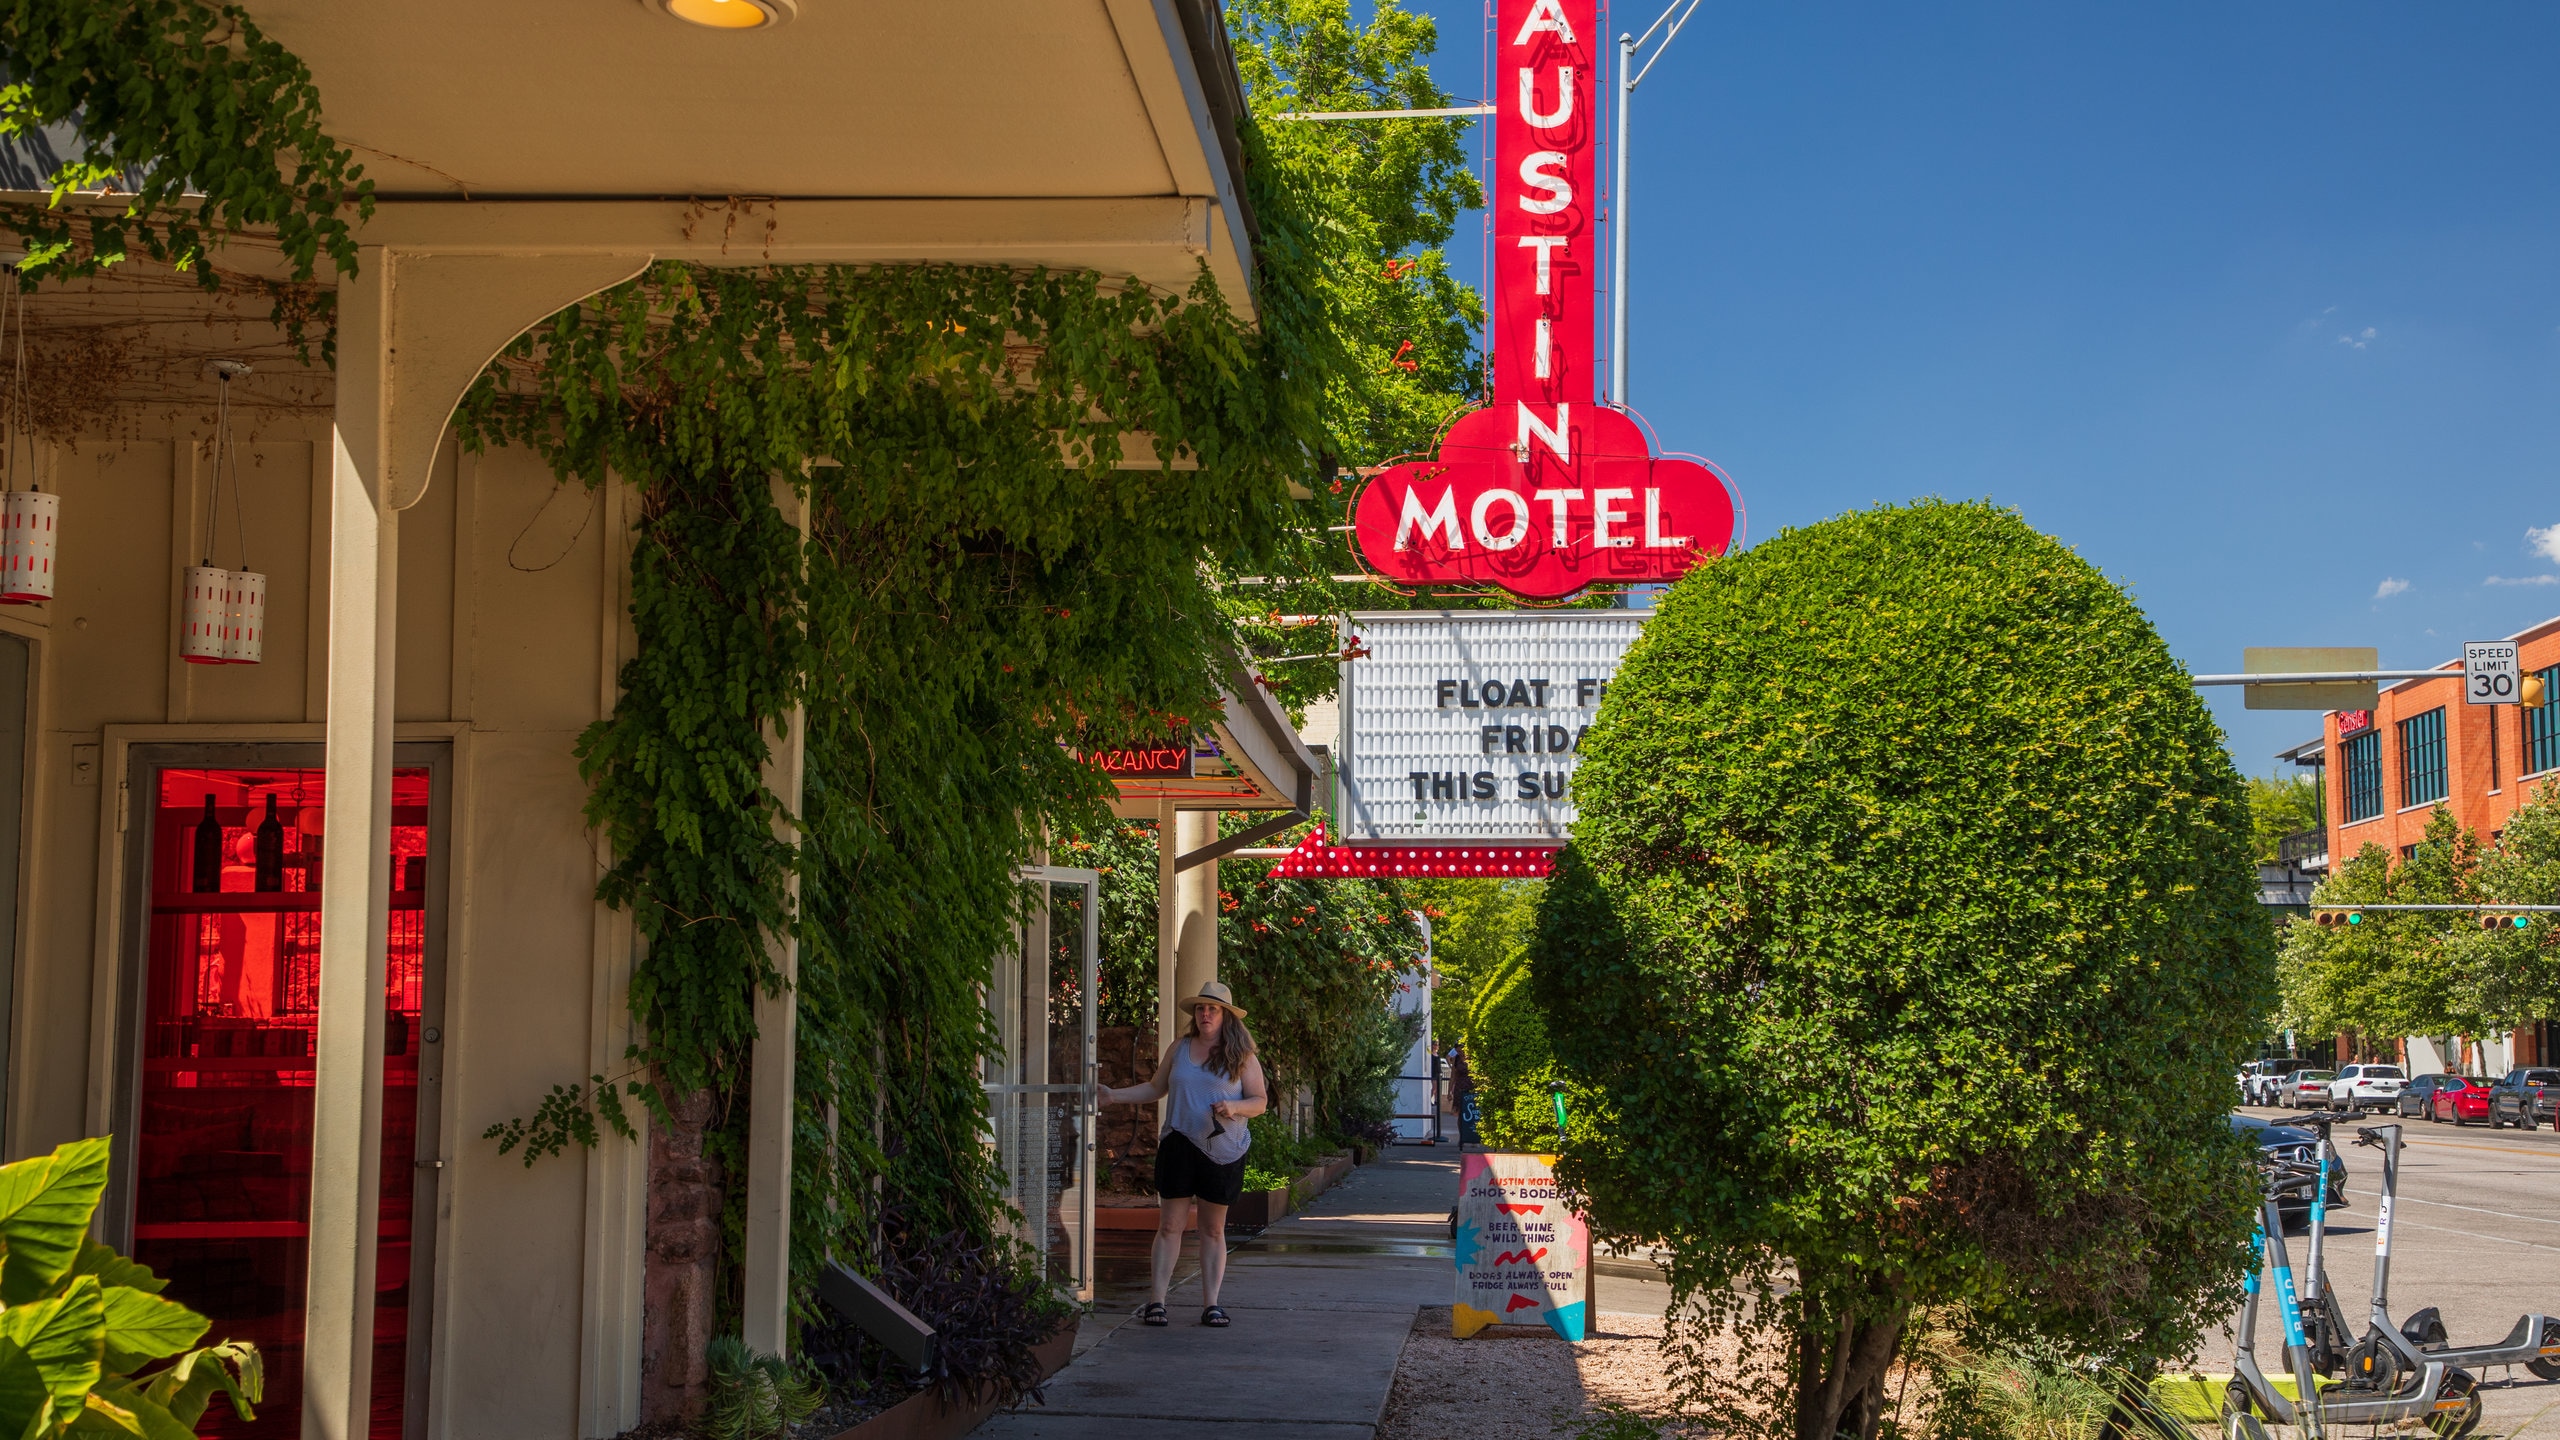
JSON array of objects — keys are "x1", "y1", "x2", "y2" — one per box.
[{"x1": 1184, "y1": 980, "x2": 1247, "y2": 1019}]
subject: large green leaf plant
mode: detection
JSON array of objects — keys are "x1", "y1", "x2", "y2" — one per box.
[{"x1": 0, "y1": 1138, "x2": 260, "y2": 1439}]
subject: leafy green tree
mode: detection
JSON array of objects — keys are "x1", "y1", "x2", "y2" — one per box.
[
  {"x1": 0, "y1": 1136, "x2": 263, "y2": 1439},
  {"x1": 1228, "y1": 0, "x2": 1482, "y2": 472},
  {"x1": 2457, "y1": 787, "x2": 2560, "y2": 1028},
  {"x1": 1404, "y1": 877, "x2": 1542, "y2": 1040},
  {"x1": 1535, "y1": 501, "x2": 2272, "y2": 1440},
  {"x1": 1217, "y1": 828, "x2": 1424, "y2": 1137},
  {"x1": 2246, "y1": 772, "x2": 2323, "y2": 865},
  {"x1": 2280, "y1": 807, "x2": 2484, "y2": 1045},
  {"x1": 1219, "y1": 0, "x2": 1515, "y2": 711}
]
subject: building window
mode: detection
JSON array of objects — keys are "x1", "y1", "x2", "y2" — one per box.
[
  {"x1": 2400, "y1": 707, "x2": 2447, "y2": 808},
  {"x1": 2531, "y1": 665, "x2": 2560, "y2": 775},
  {"x1": 2344, "y1": 730, "x2": 2383, "y2": 823}
]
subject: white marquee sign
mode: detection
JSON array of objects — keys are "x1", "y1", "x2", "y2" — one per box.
[{"x1": 1334, "y1": 610, "x2": 1646, "y2": 844}]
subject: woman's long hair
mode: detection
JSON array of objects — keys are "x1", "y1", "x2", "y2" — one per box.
[{"x1": 1181, "y1": 1006, "x2": 1257, "y2": 1081}]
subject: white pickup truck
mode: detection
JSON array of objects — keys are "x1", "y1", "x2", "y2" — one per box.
[{"x1": 2329, "y1": 1063, "x2": 2406, "y2": 1113}]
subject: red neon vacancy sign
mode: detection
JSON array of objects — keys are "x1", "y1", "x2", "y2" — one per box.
[
  {"x1": 1351, "y1": 0, "x2": 1740, "y2": 600},
  {"x1": 1085, "y1": 744, "x2": 1194, "y2": 779}
]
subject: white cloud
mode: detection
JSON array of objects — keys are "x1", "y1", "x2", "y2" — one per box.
[
  {"x1": 2374, "y1": 577, "x2": 2411, "y2": 600},
  {"x1": 2486, "y1": 574, "x2": 2560, "y2": 587},
  {"x1": 2337, "y1": 326, "x2": 2377, "y2": 350},
  {"x1": 2529, "y1": 523, "x2": 2560, "y2": 564}
]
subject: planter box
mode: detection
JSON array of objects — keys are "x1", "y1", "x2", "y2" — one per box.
[
  {"x1": 828, "y1": 1324, "x2": 1076, "y2": 1440},
  {"x1": 1227, "y1": 1186, "x2": 1291, "y2": 1228}
]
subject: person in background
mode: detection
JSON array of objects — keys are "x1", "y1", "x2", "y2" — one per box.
[
  {"x1": 1098, "y1": 981, "x2": 1267, "y2": 1328},
  {"x1": 1449, "y1": 1043, "x2": 1479, "y2": 1146}
]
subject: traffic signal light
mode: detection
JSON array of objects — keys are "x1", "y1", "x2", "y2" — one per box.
[
  {"x1": 2314, "y1": 910, "x2": 2361, "y2": 927},
  {"x1": 2528, "y1": 674, "x2": 2548, "y2": 709},
  {"x1": 2481, "y1": 913, "x2": 2532, "y2": 931}
]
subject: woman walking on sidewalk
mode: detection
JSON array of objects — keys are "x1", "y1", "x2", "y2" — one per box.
[{"x1": 1097, "y1": 981, "x2": 1268, "y2": 1328}]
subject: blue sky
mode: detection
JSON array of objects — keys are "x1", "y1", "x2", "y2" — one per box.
[{"x1": 1377, "y1": 0, "x2": 2560, "y2": 774}]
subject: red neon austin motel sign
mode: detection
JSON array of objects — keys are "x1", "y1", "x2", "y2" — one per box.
[{"x1": 1350, "y1": 0, "x2": 1740, "y2": 600}]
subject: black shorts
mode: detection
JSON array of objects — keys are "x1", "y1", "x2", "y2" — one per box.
[{"x1": 1155, "y1": 1130, "x2": 1246, "y2": 1207}]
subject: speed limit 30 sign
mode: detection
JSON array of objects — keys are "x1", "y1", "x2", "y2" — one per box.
[{"x1": 2466, "y1": 641, "x2": 2522, "y2": 705}]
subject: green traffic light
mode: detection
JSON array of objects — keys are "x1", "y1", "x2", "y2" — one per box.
[
  {"x1": 2517, "y1": 916, "x2": 2533, "y2": 930},
  {"x1": 2345, "y1": 912, "x2": 2362, "y2": 925}
]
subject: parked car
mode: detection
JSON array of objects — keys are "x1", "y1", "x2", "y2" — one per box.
[
  {"x1": 2430, "y1": 1074, "x2": 2496, "y2": 1125},
  {"x1": 2330, "y1": 1063, "x2": 2406, "y2": 1113},
  {"x1": 2232, "y1": 1114, "x2": 2348, "y2": 1228},
  {"x1": 2397, "y1": 1072, "x2": 2461, "y2": 1119},
  {"x1": 2282, "y1": 1069, "x2": 2337, "y2": 1109},
  {"x1": 2242, "y1": 1058, "x2": 2310, "y2": 1107},
  {"x1": 2489, "y1": 1068, "x2": 2560, "y2": 1129}
]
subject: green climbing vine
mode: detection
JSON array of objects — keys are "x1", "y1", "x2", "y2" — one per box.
[
  {"x1": 455, "y1": 107, "x2": 1340, "y2": 1347},
  {"x1": 0, "y1": 0, "x2": 373, "y2": 353}
]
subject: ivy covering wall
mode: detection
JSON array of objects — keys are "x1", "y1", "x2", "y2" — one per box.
[{"x1": 452, "y1": 185, "x2": 1344, "y2": 1369}]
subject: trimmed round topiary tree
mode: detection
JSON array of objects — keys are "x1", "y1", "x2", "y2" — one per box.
[{"x1": 1536, "y1": 500, "x2": 2273, "y2": 1440}]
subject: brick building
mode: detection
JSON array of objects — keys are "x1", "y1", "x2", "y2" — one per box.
[{"x1": 2312, "y1": 612, "x2": 2560, "y2": 1068}]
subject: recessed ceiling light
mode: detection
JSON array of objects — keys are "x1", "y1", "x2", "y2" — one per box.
[{"x1": 653, "y1": 0, "x2": 795, "y2": 30}]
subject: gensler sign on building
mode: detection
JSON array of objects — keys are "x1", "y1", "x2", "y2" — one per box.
[
  {"x1": 1335, "y1": 610, "x2": 1644, "y2": 843},
  {"x1": 1348, "y1": 0, "x2": 1741, "y2": 600}
]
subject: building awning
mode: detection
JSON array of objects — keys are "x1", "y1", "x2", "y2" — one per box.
[{"x1": 230, "y1": 0, "x2": 1256, "y2": 304}]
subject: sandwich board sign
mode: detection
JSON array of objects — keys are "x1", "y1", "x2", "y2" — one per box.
[{"x1": 1453, "y1": 1150, "x2": 1590, "y2": 1340}]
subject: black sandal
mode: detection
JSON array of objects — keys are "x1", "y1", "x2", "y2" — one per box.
[
  {"x1": 1201, "y1": 1306, "x2": 1231, "y2": 1328},
  {"x1": 1139, "y1": 1302, "x2": 1168, "y2": 1326}
]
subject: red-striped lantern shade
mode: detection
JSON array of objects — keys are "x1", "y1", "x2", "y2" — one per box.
[
  {"x1": 224, "y1": 569, "x2": 266, "y2": 664},
  {"x1": 0, "y1": 489, "x2": 57, "y2": 603},
  {"x1": 180, "y1": 566, "x2": 230, "y2": 664}
]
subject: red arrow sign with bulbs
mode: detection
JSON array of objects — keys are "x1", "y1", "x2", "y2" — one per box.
[{"x1": 1351, "y1": 0, "x2": 1740, "y2": 599}]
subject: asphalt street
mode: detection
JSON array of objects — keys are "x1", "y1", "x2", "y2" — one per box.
[{"x1": 2222, "y1": 1104, "x2": 2560, "y2": 1437}]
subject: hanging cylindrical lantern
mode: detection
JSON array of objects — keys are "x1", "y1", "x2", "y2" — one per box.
[
  {"x1": 180, "y1": 565, "x2": 229, "y2": 664},
  {"x1": 0, "y1": 281, "x2": 56, "y2": 606},
  {"x1": 184, "y1": 360, "x2": 264, "y2": 666},
  {"x1": 0, "y1": 487, "x2": 56, "y2": 603},
  {"x1": 224, "y1": 568, "x2": 265, "y2": 664}
]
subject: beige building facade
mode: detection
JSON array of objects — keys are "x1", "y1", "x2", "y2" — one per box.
[{"x1": 0, "y1": 2, "x2": 1288, "y2": 1436}]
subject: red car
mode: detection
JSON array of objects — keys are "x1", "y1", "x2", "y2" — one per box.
[{"x1": 2432, "y1": 1075, "x2": 2496, "y2": 1125}]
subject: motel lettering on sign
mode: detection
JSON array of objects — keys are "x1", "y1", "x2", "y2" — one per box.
[{"x1": 1351, "y1": 0, "x2": 1741, "y2": 600}]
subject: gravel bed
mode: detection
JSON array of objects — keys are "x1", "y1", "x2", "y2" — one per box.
[{"x1": 1379, "y1": 1308, "x2": 1725, "y2": 1439}]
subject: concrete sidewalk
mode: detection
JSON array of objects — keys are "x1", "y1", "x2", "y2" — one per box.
[{"x1": 976, "y1": 1149, "x2": 1459, "y2": 1439}]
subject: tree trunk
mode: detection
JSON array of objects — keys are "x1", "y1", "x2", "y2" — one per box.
[{"x1": 1792, "y1": 1285, "x2": 1909, "y2": 1440}]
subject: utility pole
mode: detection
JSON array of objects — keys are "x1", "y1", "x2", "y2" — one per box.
[{"x1": 1611, "y1": 0, "x2": 1705, "y2": 408}]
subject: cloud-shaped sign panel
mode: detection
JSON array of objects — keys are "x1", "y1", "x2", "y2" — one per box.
[{"x1": 1351, "y1": 406, "x2": 1739, "y2": 599}]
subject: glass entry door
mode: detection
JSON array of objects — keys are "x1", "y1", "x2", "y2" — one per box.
[
  {"x1": 985, "y1": 866, "x2": 1098, "y2": 1301},
  {"x1": 116, "y1": 747, "x2": 445, "y2": 1440}
]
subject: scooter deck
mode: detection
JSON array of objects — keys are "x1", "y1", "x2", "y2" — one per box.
[{"x1": 2410, "y1": 1312, "x2": 2554, "y2": 1369}]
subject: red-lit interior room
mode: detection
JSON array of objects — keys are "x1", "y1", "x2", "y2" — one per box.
[{"x1": 131, "y1": 766, "x2": 435, "y2": 1439}]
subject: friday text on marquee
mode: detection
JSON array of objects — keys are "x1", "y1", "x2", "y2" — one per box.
[{"x1": 1350, "y1": 0, "x2": 1741, "y2": 600}]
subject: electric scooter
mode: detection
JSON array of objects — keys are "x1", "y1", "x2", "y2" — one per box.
[
  {"x1": 2223, "y1": 1150, "x2": 2480, "y2": 1440},
  {"x1": 2334, "y1": 1123, "x2": 2560, "y2": 1387}
]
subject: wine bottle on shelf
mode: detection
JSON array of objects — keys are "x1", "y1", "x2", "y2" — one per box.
[
  {"x1": 191, "y1": 795, "x2": 221, "y2": 893},
  {"x1": 254, "y1": 794, "x2": 285, "y2": 893}
]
